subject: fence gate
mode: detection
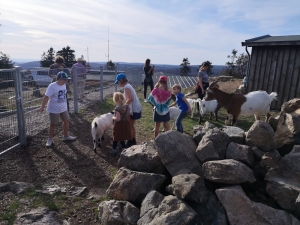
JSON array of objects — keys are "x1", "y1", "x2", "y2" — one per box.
[{"x1": 0, "y1": 67, "x2": 26, "y2": 156}]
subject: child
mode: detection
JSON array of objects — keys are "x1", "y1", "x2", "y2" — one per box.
[
  {"x1": 111, "y1": 92, "x2": 131, "y2": 156},
  {"x1": 170, "y1": 84, "x2": 191, "y2": 133},
  {"x1": 148, "y1": 75, "x2": 172, "y2": 138},
  {"x1": 37, "y1": 71, "x2": 76, "y2": 147}
]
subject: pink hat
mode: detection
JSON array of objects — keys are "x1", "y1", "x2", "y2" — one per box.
[{"x1": 158, "y1": 75, "x2": 168, "y2": 82}]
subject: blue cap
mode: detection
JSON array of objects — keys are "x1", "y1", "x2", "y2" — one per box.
[
  {"x1": 114, "y1": 73, "x2": 126, "y2": 84},
  {"x1": 57, "y1": 71, "x2": 68, "y2": 80}
]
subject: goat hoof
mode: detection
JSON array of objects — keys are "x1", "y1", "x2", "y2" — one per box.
[{"x1": 94, "y1": 148, "x2": 97, "y2": 153}]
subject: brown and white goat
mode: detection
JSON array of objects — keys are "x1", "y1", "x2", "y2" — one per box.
[{"x1": 205, "y1": 82, "x2": 277, "y2": 125}]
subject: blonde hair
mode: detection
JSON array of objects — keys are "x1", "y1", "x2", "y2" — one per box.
[
  {"x1": 113, "y1": 92, "x2": 126, "y2": 108},
  {"x1": 155, "y1": 80, "x2": 168, "y2": 90},
  {"x1": 172, "y1": 84, "x2": 181, "y2": 91}
]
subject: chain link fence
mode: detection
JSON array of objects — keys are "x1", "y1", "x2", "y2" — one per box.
[{"x1": 0, "y1": 65, "x2": 198, "y2": 155}]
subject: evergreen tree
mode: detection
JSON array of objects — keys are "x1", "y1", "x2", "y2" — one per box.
[
  {"x1": 221, "y1": 49, "x2": 249, "y2": 78},
  {"x1": 40, "y1": 47, "x2": 56, "y2": 67},
  {"x1": 106, "y1": 60, "x2": 115, "y2": 70},
  {"x1": 56, "y1": 46, "x2": 76, "y2": 67},
  {"x1": 180, "y1": 57, "x2": 191, "y2": 76},
  {"x1": 0, "y1": 52, "x2": 14, "y2": 69}
]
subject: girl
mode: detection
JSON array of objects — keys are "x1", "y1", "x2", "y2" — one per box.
[
  {"x1": 111, "y1": 92, "x2": 131, "y2": 156},
  {"x1": 148, "y1": 75, "x2": 172, "y2": 138},
  {"x1": 114, "y1": 73, "x2": 142, "y2": 148},
  {"x1": 196, "y1": 62, "x2": 210, "y2": 114},
  {"x1": 143, "y1": 58, "x2": 154, "y2": 102}
]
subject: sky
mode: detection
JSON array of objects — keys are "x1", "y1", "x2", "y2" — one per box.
[{"x1": 1, "y1": 0, "x2": 300, "y2": 65}]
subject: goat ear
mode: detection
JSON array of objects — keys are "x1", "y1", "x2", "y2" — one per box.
[
  {"x1": 110, "y1": 111, "x2": 114, "y2": 114},
  {"x1": 209, "y1": 81, "x2": 219, "y2": 88}
]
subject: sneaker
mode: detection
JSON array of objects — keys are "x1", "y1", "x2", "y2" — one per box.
[
  {"x1": 144, "y1": 99, "x2": 148, "y2": 103},
  {"x1": 62, "y1": 135, "x2": 76, "y2": 141},
  {"x1": 46, "y1": 139, "x2": 53, "y2": 147},
  {"x1": 110, "y1": 148, "x2": 117, "y2": 156}
]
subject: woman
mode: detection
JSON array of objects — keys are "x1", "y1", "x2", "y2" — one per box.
[
  {"x1": 196, "y1": 62, "x2": 210, "y2": 113},
  {"x1": 114, "y1": 73, "x2": 142, "y2": 148},
  {"x1": 143, "y1": 58, "x2": 154, "y2": 103}
]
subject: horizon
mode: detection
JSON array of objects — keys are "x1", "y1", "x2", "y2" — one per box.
[{"x1": 1, "y1": 0, "x2": 300, "y2": 65}]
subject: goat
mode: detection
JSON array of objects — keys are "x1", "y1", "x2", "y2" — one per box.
[
  {"x1": 186, "y1": 98, "x2": 196, "y2": 118},
  {"x1": 169, "y1": 106, "x2": 181, "y2": 130},
  {"x1": 91, "y1": 112, "x2": 114, "y2": 153},
  {"x1": 192, "y1": 99, "x2": 222, "y2": 124},
  {"x1": 205, "y1": 81, "x2": 278, "y2": 125}
]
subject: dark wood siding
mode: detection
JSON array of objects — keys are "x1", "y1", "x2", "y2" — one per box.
[{"x1": 248, "y1": 45, "x2": 300, "y2": 110}]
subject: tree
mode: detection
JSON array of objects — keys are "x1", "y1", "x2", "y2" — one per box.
[
  {"x1": 106, "y1": 60, "x2": 115, "y2": 70},
  {"x1": 180, "y1": 58, "x2": 191, "y2": 76},
  {"x1": 0, "y1": 52, "x2": 14, "y2": 69},
  {"x1": 221, "y1": 49, "x2": 249, "y2": 78},
  {"x1": 199, "y1": 61, "x2": 214, "y2": 75},
  {"x1": 56, "y1": 46, "x2": 76, "y2": 67},
  {"x1": 40, "y1": 47, "x2": 56, "y2": 67}
]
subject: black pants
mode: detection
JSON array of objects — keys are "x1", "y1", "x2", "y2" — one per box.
[
  {"x1": 113, "y1": 141, "x2": 125, "y2": 149},
  {"x1": 197, "y1": 82, "x2": 209, "y2": 111},
  {"x1": 144, "y1": 79, "x2": 154, "y2": 99}
]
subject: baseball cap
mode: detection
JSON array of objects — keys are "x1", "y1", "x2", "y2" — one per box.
[
  {"x1": 158, "y1": 75, "x2": 168, "y2": 82},
  {"x1": 57, "y1": 71, "x2": 68, "y2": 80},
  {"x1": 114, "y1": 73, "x2": 126, "y2": 84}
]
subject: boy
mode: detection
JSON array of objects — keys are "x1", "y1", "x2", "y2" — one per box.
[
  {"x1": 169, "y1": 84, "x2": 191, "y2": 133},
  {"x1": 37, "y1": 71, "x2": 76, "y2": 147}
]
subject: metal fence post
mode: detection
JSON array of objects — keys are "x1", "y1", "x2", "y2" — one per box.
[
  {"x1": 14, "y1": 66, "x2": 27, "y2": 146},
  {"x1": 115, "y1": 66, "x2": 118, "y2": 92},
  {"x1": 72, "y1": 66, "x2": 78, "y2": 113},
  {"x1": 100, "y1": 66, "x2": 103, "y2": 101}
]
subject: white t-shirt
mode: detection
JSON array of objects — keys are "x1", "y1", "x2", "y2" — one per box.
[
  {"x1": 45, "y1": 82, "x2": 68, "y2": 113},
  {"x1": 124, "y1": 83, "x2": 142, "y2": 115}
]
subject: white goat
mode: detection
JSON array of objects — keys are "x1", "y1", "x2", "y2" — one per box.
[
  {"x1": 195, "y1": 99, "x2": 222, "y2": 124},
  {"x1": 169, "y1": 106, "x2": 181, "y2": 130},
  {"x1": 186, "y1": 98, "x2": 196, "y2": 118},
  {"x1": 91, "y1": 112, "x2": 114, "y2": 153}
]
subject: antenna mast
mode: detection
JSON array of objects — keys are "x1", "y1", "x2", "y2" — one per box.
[{"x1": 107, "y1": 24, "x2": 109, "y2": 63}]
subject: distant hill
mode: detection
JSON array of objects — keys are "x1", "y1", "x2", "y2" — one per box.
[{"x1": 15, "y1": 61, "x2": 227, "y2": 76}]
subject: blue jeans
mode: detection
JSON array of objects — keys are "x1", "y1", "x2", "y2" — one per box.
[{"x1": 176, "y1": 110, "x2": 189, "y2": 133}]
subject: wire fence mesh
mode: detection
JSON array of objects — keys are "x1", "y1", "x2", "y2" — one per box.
[{"x1": 0, "y1": 65, "x2": 198, "y2": 154}]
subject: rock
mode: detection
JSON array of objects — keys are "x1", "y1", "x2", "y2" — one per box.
[
  {"x1": 154, "y1": 130, "x2": 202, "y2": 176},
  {"x1": 106, "y1": 167, "x2": 165, "y2": 204},
  {"x1": 68, "y1": 186, "x2": 87, "y2": 196},
  {"x1": 281, "y1": 98, "x2": 300, "y2": 113},
  {"x1": 98, "y1": 200, "x2": 140, "y2": 225},
  {"x1": 166, "y1": 173, "x2": 208, "y2": 203},
  {"x1": 193, "y1": 122, "x2": 216, "y2": 144},
  {"x1": 274, "y1": 111, "x2": 300, "y2": 156},
  {"x1": 220, "y1": 126, "x2": 245, "y2": 144},
  {"x1": 14, "y1": 207, "x2": 61, "y2": 225},
  {"x1": 268, "y1": 115, "x2": 280, "y2": 132},
  {"x1": 216, "y1": 185, "x2": 300, "y2": 225},
  {"x1": 137, "y1": 192, "x2": 197, "y2": 225},
  {"x1": 0, "y1": 181, "x2": 34, "y2": 195},
  {"x1": 226, "y1": 142, "x2": 254, "y2": 166},
  {"x1": 245, "y1": 121, "x2": 276, "y2": 152},
  {"x1": 250, "y1": 146, "x2": 265, "y2": 162},
  {"x1": 36, "y1": 185, "x2": 67, "y2": 195},
  {"x1": 203, "y1": 159, "x2": 256, "y2": 184},
  {"x1": 196, "y1": 128, "x2": 230, "y2": 163},
  {"x1": 189, "y1": 191, "x2": 228, "y2": 225},
  {"x1": 118, "y1": 142, "x2": 165, "y2": 174},
  {"x1": 264, "y1": 146, "x2": 300, "y2": 214}
]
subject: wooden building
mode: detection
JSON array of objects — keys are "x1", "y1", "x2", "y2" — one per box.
[{"x1": 242, "y1": 35, "x2": 300, "y2": 110}]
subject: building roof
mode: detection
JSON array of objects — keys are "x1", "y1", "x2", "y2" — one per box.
[{"x1": 242, "y1": 35, "x2": 300, "y2": 46}]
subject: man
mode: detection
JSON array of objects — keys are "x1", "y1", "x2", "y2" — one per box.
[{"x1": 71, "y1": 58, "x2": 87, "y2": 100}]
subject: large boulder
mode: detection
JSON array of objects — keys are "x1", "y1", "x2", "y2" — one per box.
[
  {"x1": 98, "y1": 200, "x2": 140, "y2": 225},
  {"x1": 0, "y1": 181, "x2": 34, "y2": 195},
  {"x1": 216, "y1": 185, "x2": 300, "y2": 225},
  {"x1": 166, "y1": 173, "x2": 208, "y2": 203},
  {"x1": 118, "y1": 142, "x2": 165, "y2": 174},
  {"x1": 274, "y1": 110, "x2": 300, "y2": 156},
  {"x1": 245, "y1": 121, "x2": 276, "y2": 152},
  {"x1": 226, "y1": 142, "x2": 254, "y2": 166},
  {"x1": 154, "y1": 130, "x2": 202, "y2": 176},
  {"x1": 14, "y1": 207, "x2": 61, "y2": 225},
  {"x1": 106, "y1": 167, "x2": 165, "y2": 204},
  {"x1": 281, "y1": 98, "x2": 300, "y2": 113},
  {"x1": 203, "y1": 159, "x2": 256, "y2": 184},
  {"x1": 137, "y1": 191, "x2": 197, "y2": 225},
  {"x1": 265, "y1": 145, "x2": 300, "y2": 215},
  {"x1": 193, "y1": 122, "x2": 216, "y2": 144},
  {"x1": 220, "y1": 126, "x2": 245, "y2": 144},
  {"x1": 196, "y1": 128, "x2": 230, "y2": 163}
]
